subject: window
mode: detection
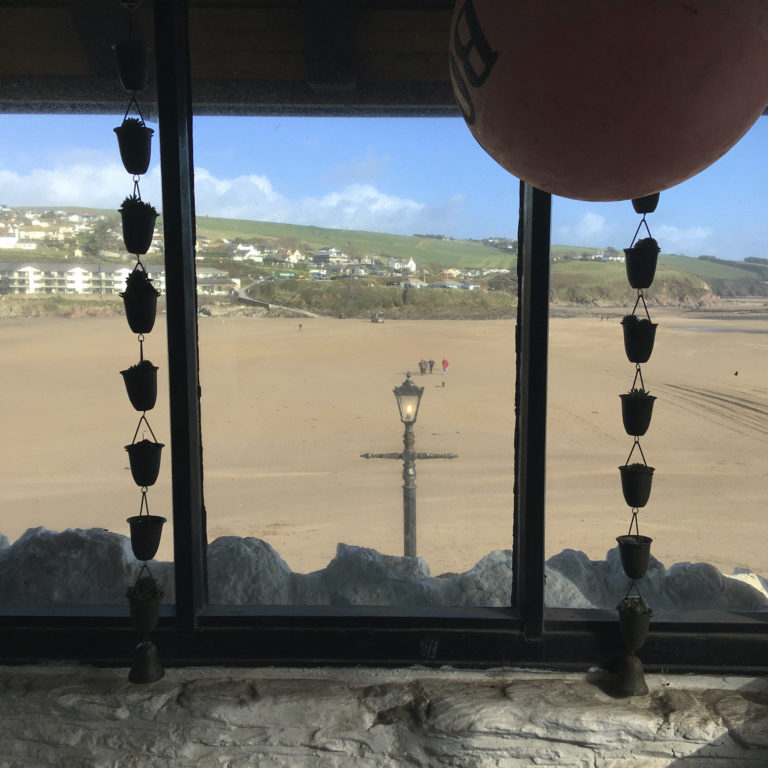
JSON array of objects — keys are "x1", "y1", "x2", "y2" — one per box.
[
  {"x1": 1, "y1": 1, "x2": 766, "y2": 674},
  {"x1": 0, "y1": 115, "x2": 172, "y2": 607},
  {"x1": 192, "y1": 115, "x2": 518, "y2": 607},
  {"x1": 546, "y1": 120, "x2": 768, "y2": 613}
]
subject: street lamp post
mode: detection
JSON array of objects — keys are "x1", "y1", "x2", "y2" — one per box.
[
  {"x1": 393, "y1": 373, "x2": 423, "y2": 558},
  {"x1": 361, "y1": 372, "x2": 457, "y2": 558}
]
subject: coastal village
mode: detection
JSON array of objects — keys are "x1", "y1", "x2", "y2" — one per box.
[{"x1": 0, "y1": 206, "x2": 522, "y2": 297}]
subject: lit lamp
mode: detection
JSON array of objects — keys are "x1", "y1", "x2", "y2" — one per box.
[
  {"x1": 394, "y1": 372, "x2": 424, "y2": 424},
  {"x1": 393, "y1": 373, "x2": 423, "y2": 557}
]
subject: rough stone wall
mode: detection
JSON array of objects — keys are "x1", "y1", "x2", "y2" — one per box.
[
  {"x1": 4, "y1": 528, "x2": 768, "y2": 611},
  {"x1": 1, "y1": 667, "x2": 768, "y2": 767}
]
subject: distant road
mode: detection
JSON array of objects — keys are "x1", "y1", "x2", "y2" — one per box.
[{"x1": 237, "y1": 282, "x2": 319, "y2": 318}]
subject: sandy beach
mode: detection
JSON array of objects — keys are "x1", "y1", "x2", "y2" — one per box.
[{"x1": 1, "y1": 302, "x2": 767, "y2": 581}]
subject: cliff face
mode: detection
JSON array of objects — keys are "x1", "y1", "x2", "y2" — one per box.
[{"x1": 550, "y1": 275, "x2": 715, "y2": 308}]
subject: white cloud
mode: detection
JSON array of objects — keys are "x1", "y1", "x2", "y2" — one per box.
[
  {"x1": 293, "y1": 183, "x2": 425, "y2": 232},
  {"x1": 555, "y1": 212, "x2": 608, "y2": 244},
  {"x1": 194, "y1": 170, "x2": 432, "y2": 234},
  {"x1": 0, "y1": 158, "x2": 463, "y2": 236},
  {"x1": 193, "y1": 167, "x2": 286, "y2": 221},
  {"x1": 654, "y1": 223, "x2": 712, "y2": 254},
  {"x1": 0, "y1": 157, "x2": 162, "y2": 210}
]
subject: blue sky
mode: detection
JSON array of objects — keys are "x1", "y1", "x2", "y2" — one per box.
[{"x1": 0, "y1": 113, "x2": 766, "y2": 260}]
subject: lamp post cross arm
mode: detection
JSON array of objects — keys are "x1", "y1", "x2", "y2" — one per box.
[
  {"x1": 360, "y1": 452, "x2": 403, "y2": 460},
  {"x1": 413, "y1": 452, "x2": 458, "y2": 460},
  {"x1": 360, "y1": 451, "x2": 458, "y2": 461}
]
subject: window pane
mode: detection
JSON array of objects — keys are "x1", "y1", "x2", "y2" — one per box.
[
  {"x1": 0, "y1": 115, "x2": 173, "y2": 606},
  {"x1": 546, "y1": 119, "x2": 768, "y2": 612},
  {"x1": 194, "y1": 115, "x2": 518, "y2": 607}
]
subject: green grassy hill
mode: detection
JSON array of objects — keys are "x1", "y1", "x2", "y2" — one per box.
[
  {"x1": 657, "y1": 254, "x2": 768, "y2": 298},
  {"x1": 196, "y1": 216, "x2": 513, "y2": 269},
  {"x1": 196, "y1": 218, "x2": 768, "y2": 299},
  {"x1": 550, "y1": 259, "x2": 711, "y2": 305}
]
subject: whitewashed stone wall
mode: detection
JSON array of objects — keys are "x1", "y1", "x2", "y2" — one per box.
[{"x1": 1, "y1": 666, "x2": 767, "y2": 767}]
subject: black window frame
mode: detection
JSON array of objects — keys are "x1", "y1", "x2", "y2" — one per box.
[{"x1": 1, "y1": 0, "x2": 767, "y2": 674}]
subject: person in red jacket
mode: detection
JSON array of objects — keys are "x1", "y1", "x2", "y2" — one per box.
[{"x1": 442, "y1": 358, "x2": 449, "y2": 374}]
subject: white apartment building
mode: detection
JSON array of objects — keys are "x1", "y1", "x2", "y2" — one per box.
[{"x1": 0, "y1": 263, "x2": 166, "y2": 295}]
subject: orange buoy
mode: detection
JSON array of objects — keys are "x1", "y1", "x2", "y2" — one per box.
[{"x1": 449, "y1": 0, "x2": 768, "y2": 201}]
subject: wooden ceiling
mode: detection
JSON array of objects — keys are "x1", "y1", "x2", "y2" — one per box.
[{"x1": 0, "y1": 1, "x2": 459, "y2": 116}]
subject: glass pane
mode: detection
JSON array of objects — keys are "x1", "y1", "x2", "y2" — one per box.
[
  {"x1": 194, "y1": 115, "x2": 518, "y2": 607},
  {"x1": 546, "y1": 119, "x2": 768, "y2": 612},
  {"x1": 0, "y1": 114, "x2": 173, "y2": 606}
]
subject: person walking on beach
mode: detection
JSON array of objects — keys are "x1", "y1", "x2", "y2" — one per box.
[
  {"x1": 428, "y1": 359, "x2": 435, "y2": 374},
  {"x1": 418, "y1": 359, "x2": 427, "y2": 375},
  {"x1": 442, "y1": 358, "x2": 449, "y2": 374}
]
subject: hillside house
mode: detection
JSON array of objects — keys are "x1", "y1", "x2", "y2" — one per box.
[
  {"x1": 232, "y1": 245, "x2": 263, "y2": 262},
  {"x1": 428, "y1": 279, "x2": 461, "y2": 289},
  {"x1": 399, "y1": 278, "x2": 427, "y2": 288},
  {"x1": 312, "y1": 246, "x2": 345, "y2": 264},
  {"x1": 196, "y1": 276, "x2": 239, "y2": 295},
  {"x1": 0, "y1": 227, "x2": 18, "y2": 249},
  {"x1": 263, "y1": 251, "x2": 296, "y2": 265},
  {"x1": 283, "y1": 248, "x2": 304, "y2": 262},
  {"x1": 387, "y1": 256, "x2": 417, "y2": 272},
  {"x1": 17, "y1": 225, "x2": 50, "y2": 242}
]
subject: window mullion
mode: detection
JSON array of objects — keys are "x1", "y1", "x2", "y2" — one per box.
[
  {"x1": 514, "y1": 182, "x2": 550, "y2": 639},
  {"x1": 154, "y1": 0, "x2": 208, "y2": 631}
]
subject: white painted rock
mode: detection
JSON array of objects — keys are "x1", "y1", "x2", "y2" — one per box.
[{"x1": 1, "y1": 527, "x2": 767, "y2": 612}]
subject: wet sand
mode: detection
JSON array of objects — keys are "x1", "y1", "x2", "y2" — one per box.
[{"x1": 1, "y1": 302, "x2": 767, "y2": 577}]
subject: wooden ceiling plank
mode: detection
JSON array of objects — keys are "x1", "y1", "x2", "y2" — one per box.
[
  {"x1": 358, "y1": 53, "x2": 448, "y2": 82},
  {"x1": 189, "y1": 7, "x2": 302, "y2": 33},
  {"x1": 67, "y1": 0, "x2": 148, "y2": 81},
  {"x1": 191, "y1": 52, "x2": 306, "y2": 80},
  {"x1": 189, "y1": 27, "x2": 302, "y2": 51},
  {"x1": 1, "y1": 2, "x2": 458, "y2": 112}
]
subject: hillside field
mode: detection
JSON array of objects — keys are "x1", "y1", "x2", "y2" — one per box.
[
  {"x1": 196, "y1": 216, "x2": 768, "y2": 301},
  {"x1": 196, "y1": 216, "x2": 515, "y2": 269},
  {"x1": 4, "y1": 209, "x2": 768, "y2": 305}
]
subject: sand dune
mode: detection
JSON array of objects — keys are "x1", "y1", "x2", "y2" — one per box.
[{"x1": 1, "y1": 302, "x2": 766, "y2": 582}]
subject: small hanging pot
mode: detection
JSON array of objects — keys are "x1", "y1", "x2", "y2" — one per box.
[
  {"x1": 616, "y1": 534, "x2": 653, "y2": 580},
  {"x1": 619, "y1": 390, "x2": 656, "y2": 436},
  {"x1": 121, "y1": 266, "x2": 159, "y2": 335},
  {"x1": 114, "y1": 118, "x2": 153, "y2": 175},
  {"x1": 619, "y1": 463, "x2": 655, "y2": 508},
  {"x1": 112, "y1": 40, "x2": 150, "y2": 94},
  {"x1": 121, "y1": 359, "x2": 158, "y2": 411},
  {"x1": 127, "y1": 514, "x2": 166, "y2": 561},
  {"x1": 621, "y1": 315, "x2": 657, "y2": 364},
  {"x1": 125, "y1": 438, "x2": 164, "y2": 487},
  {"x1": 624, "y1": 237, "x2": 660, "y2": 290},
  {"x1": 127, "y1": 594, "x2": 162, "y2": 638},
  {"x1": 631, "y1": 193, "x2": 660, "y2": 215},
  {"x1": 119, "y1": 195, "x2": 158, "y2": 256},
  {"x1": 125, "y1": 572, "x2": 164, "y2": 638},
  {"x1": 617, "y1": 597, "x2": 652, "y2": 654}
]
